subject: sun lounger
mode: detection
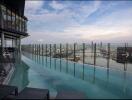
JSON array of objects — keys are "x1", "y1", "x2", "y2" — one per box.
[
  {"x1": 16, "y1": 87, "x2": 49, "y2": 99},
  {"x1": 0, "y1": 85, "x2": 18, "y2": 99}
]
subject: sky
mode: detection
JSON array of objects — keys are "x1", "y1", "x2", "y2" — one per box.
[{"x1": 22, "y1": 0, "x2": 132, "y2": 44}]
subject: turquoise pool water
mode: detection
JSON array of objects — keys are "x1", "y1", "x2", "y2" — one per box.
[{"x1": 9, "y1": 53, "x2": 132, "y2": 99}]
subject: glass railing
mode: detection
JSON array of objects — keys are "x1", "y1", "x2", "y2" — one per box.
[
  {"x1": 21, "y1": 43, "x2": 132, "y2": 72},
  {"x1": 0, "y1": 4, "x2": 27, "y2": 33}
]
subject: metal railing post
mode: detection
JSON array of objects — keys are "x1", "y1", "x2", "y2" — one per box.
[
  {"x1": 107, "y1": 43, "x2": 110, "y2": 69},
  {"x1": 31, "y1": 44, "x2": 32, "y2": 58},
  {"x1": 39, "y1": 44, "x2": 41, "y2": 63},
  {"x1": 36, "y1": 44, "x2": 38, "y2": 62},
  {"x1": 60, "y1": 43, "x2": 62, "y2": 72},
  {"x1": 91, "y1": 41, "x2": 93, "y2": 58},
  {"x1": 33, "y1": 44, "x2": 34, "y2": 55},
  {"x1": 37, "y1": 44, "x2": 39, "y2": 63},
  {"x1": 46, "y1": 44, "x2": 47, "y2": 67},
  {"x1": 94, "y1": 43, "x2": 96, "y2": 67},
  {"x1": 28, "y1": 44, "x2": 30, "y2": 58},
  {"x1": 41, "y1": 44, "x2": 43, "y2": 57},
  {"x1": 54, "y1": 44, "x2": 56, "y2": 70},
  {"x1": 74, "y1": 43, "x2": 76, "y2": 76},
  {"x1": 66, "y1": 43, "x2": 68, "y2": 73},
  {"x1": 83, "y1": 43, "x2": 85, "y2": 64},
  {"x1": 124, "y1": 43, "x2": 127, "y2": 71},
  {"x1": 39, "y1": 44, "x2": 41, "y2": 56},
  {"x1": 50, "y1": 44, "x2": 51, "y2": 68},
  {"x1": 35, "y1": 44, "x2": 37, "y2": 61},
  {"x1": 42, "y1": 44, "x2": 44, "y2": 65},
  {"x1": 29, "y1": 44, "x2": 30, "y2": 58},
  {"x1": 82, "y1": 43, "x2": 85, "y2": 80},
  {"x1": 31, "y1": 44, "x2": 33, "y2": 59},
  {"x1": 38, "y1": 44, "x2": 40, "y2": 63}
]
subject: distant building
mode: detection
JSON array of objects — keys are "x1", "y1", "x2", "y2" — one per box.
[
  {"x1": 0, "y1": 0, "x2": 28, "y2": 55},
  {"x1": 117, "y1": 47, "x2": 132, "y2": 63}
]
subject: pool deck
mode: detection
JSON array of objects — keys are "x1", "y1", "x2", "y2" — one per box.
[{"x1": 0, "y1": 63, "x2": 15, "y2": 85}]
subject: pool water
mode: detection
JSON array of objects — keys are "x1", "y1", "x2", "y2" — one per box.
[{"x1": 9, "y1": 53, "x2": 132, "y2": 99}]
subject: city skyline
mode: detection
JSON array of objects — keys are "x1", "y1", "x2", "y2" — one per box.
[{"x1": 22, "y1": 0, "x2": 132, "y2": 44}]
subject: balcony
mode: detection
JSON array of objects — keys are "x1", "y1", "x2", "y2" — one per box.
[{"x1": 0, "y1": 4, "x2": 28, "y2": 36}]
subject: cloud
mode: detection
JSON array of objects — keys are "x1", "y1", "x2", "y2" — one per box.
[
  {"x1": 71, "y1": 0, "x2": 101, "y2": 24},
  {"x1": 25, "y1": 1, "x2": 44, "y2": 15},
  {"x1": 23, "y1": 21, "x2": 132, "y2": 44},
  {"x1": 49, "y1": 0, "x2": 65, "y2": 10},
  {"x1": 94, "y1": 7, "x2": 132, "y2": 27},
  {"x1": 25, "y1": 1, "x2": 101, "y2": 34},
  {"x1": 22, "y1": 1, "x2": 132, "y2": 44},
  {"x1": 62, "y1": 16, "x2": 132, "y2": 42}
]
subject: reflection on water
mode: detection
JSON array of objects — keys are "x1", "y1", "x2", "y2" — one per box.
[
  {"x1": 9, "y1": 52, "x2": 132, "y2": 99},
  {"x1": 8, "y1": 54, "x2": 29, "y2": 92}
]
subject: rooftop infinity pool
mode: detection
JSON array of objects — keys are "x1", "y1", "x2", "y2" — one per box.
[{"x1": 9, "y1": 53, "x2": 132, "y2": 99}]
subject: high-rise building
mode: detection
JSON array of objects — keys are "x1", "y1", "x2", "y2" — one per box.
[{"x1": 0, "y1": 0, "x2": 28, "y2": 54}]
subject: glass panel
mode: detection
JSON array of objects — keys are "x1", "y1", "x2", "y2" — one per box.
[
  {"x1": 24, "y1": 19, "x2": 27, "y2": 32},
  {"x1": 16, "y1": 15, "x2": 19, "y2": 31},
  {"x1": 127, "y1": 43, "x2": 132, "y2": 72},
  {"x1": 1, "y1": 5, "x2": 7, "y2": 29},
  {"x1": 85, "y1": 43, "x2": 94, "y2": 65},
  {"x1": 0, "y1": 5, "x2": 27, "y2": 33},
  {"x1": 7, "y1": 9, "x2": 12, "y2": 29},
  {"x1": 96, "y1": 43, "x2": 107, "y2": 68},
  {"x1": 110, "y1": 43, "x2": 125, "y2": 71},
  {"x1": 19, "y1": 17, "x2": 22, "y2": 32},
  {"x1": 21, "y1": 18, "x2": 24, "y2": 32},
  {"x1": 12, "y1": 12, "x2": 15, "y2": 30}
]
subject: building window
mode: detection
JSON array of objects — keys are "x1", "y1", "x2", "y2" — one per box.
[
  {"x1": 24, "y1": 19, "x2": 27, "y2": 32},
  {"x1": 21, "y1": 18, "x2": 24, "y2": 32},
  {"x1": 1, "y1": 5, "x2": 7, "y2": 29}
]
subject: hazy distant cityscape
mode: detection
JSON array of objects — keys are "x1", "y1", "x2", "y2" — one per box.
[
  {"x1": 22, "y1": 42, "x2": 132, "y2": 72},
  {"x1": 1, "y1": 0, "x2": 132, "y2": 99}
]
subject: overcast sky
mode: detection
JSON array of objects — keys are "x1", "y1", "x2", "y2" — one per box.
[{"x1": 22, "y1": 0, "x2": 132, "y2": 44}]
